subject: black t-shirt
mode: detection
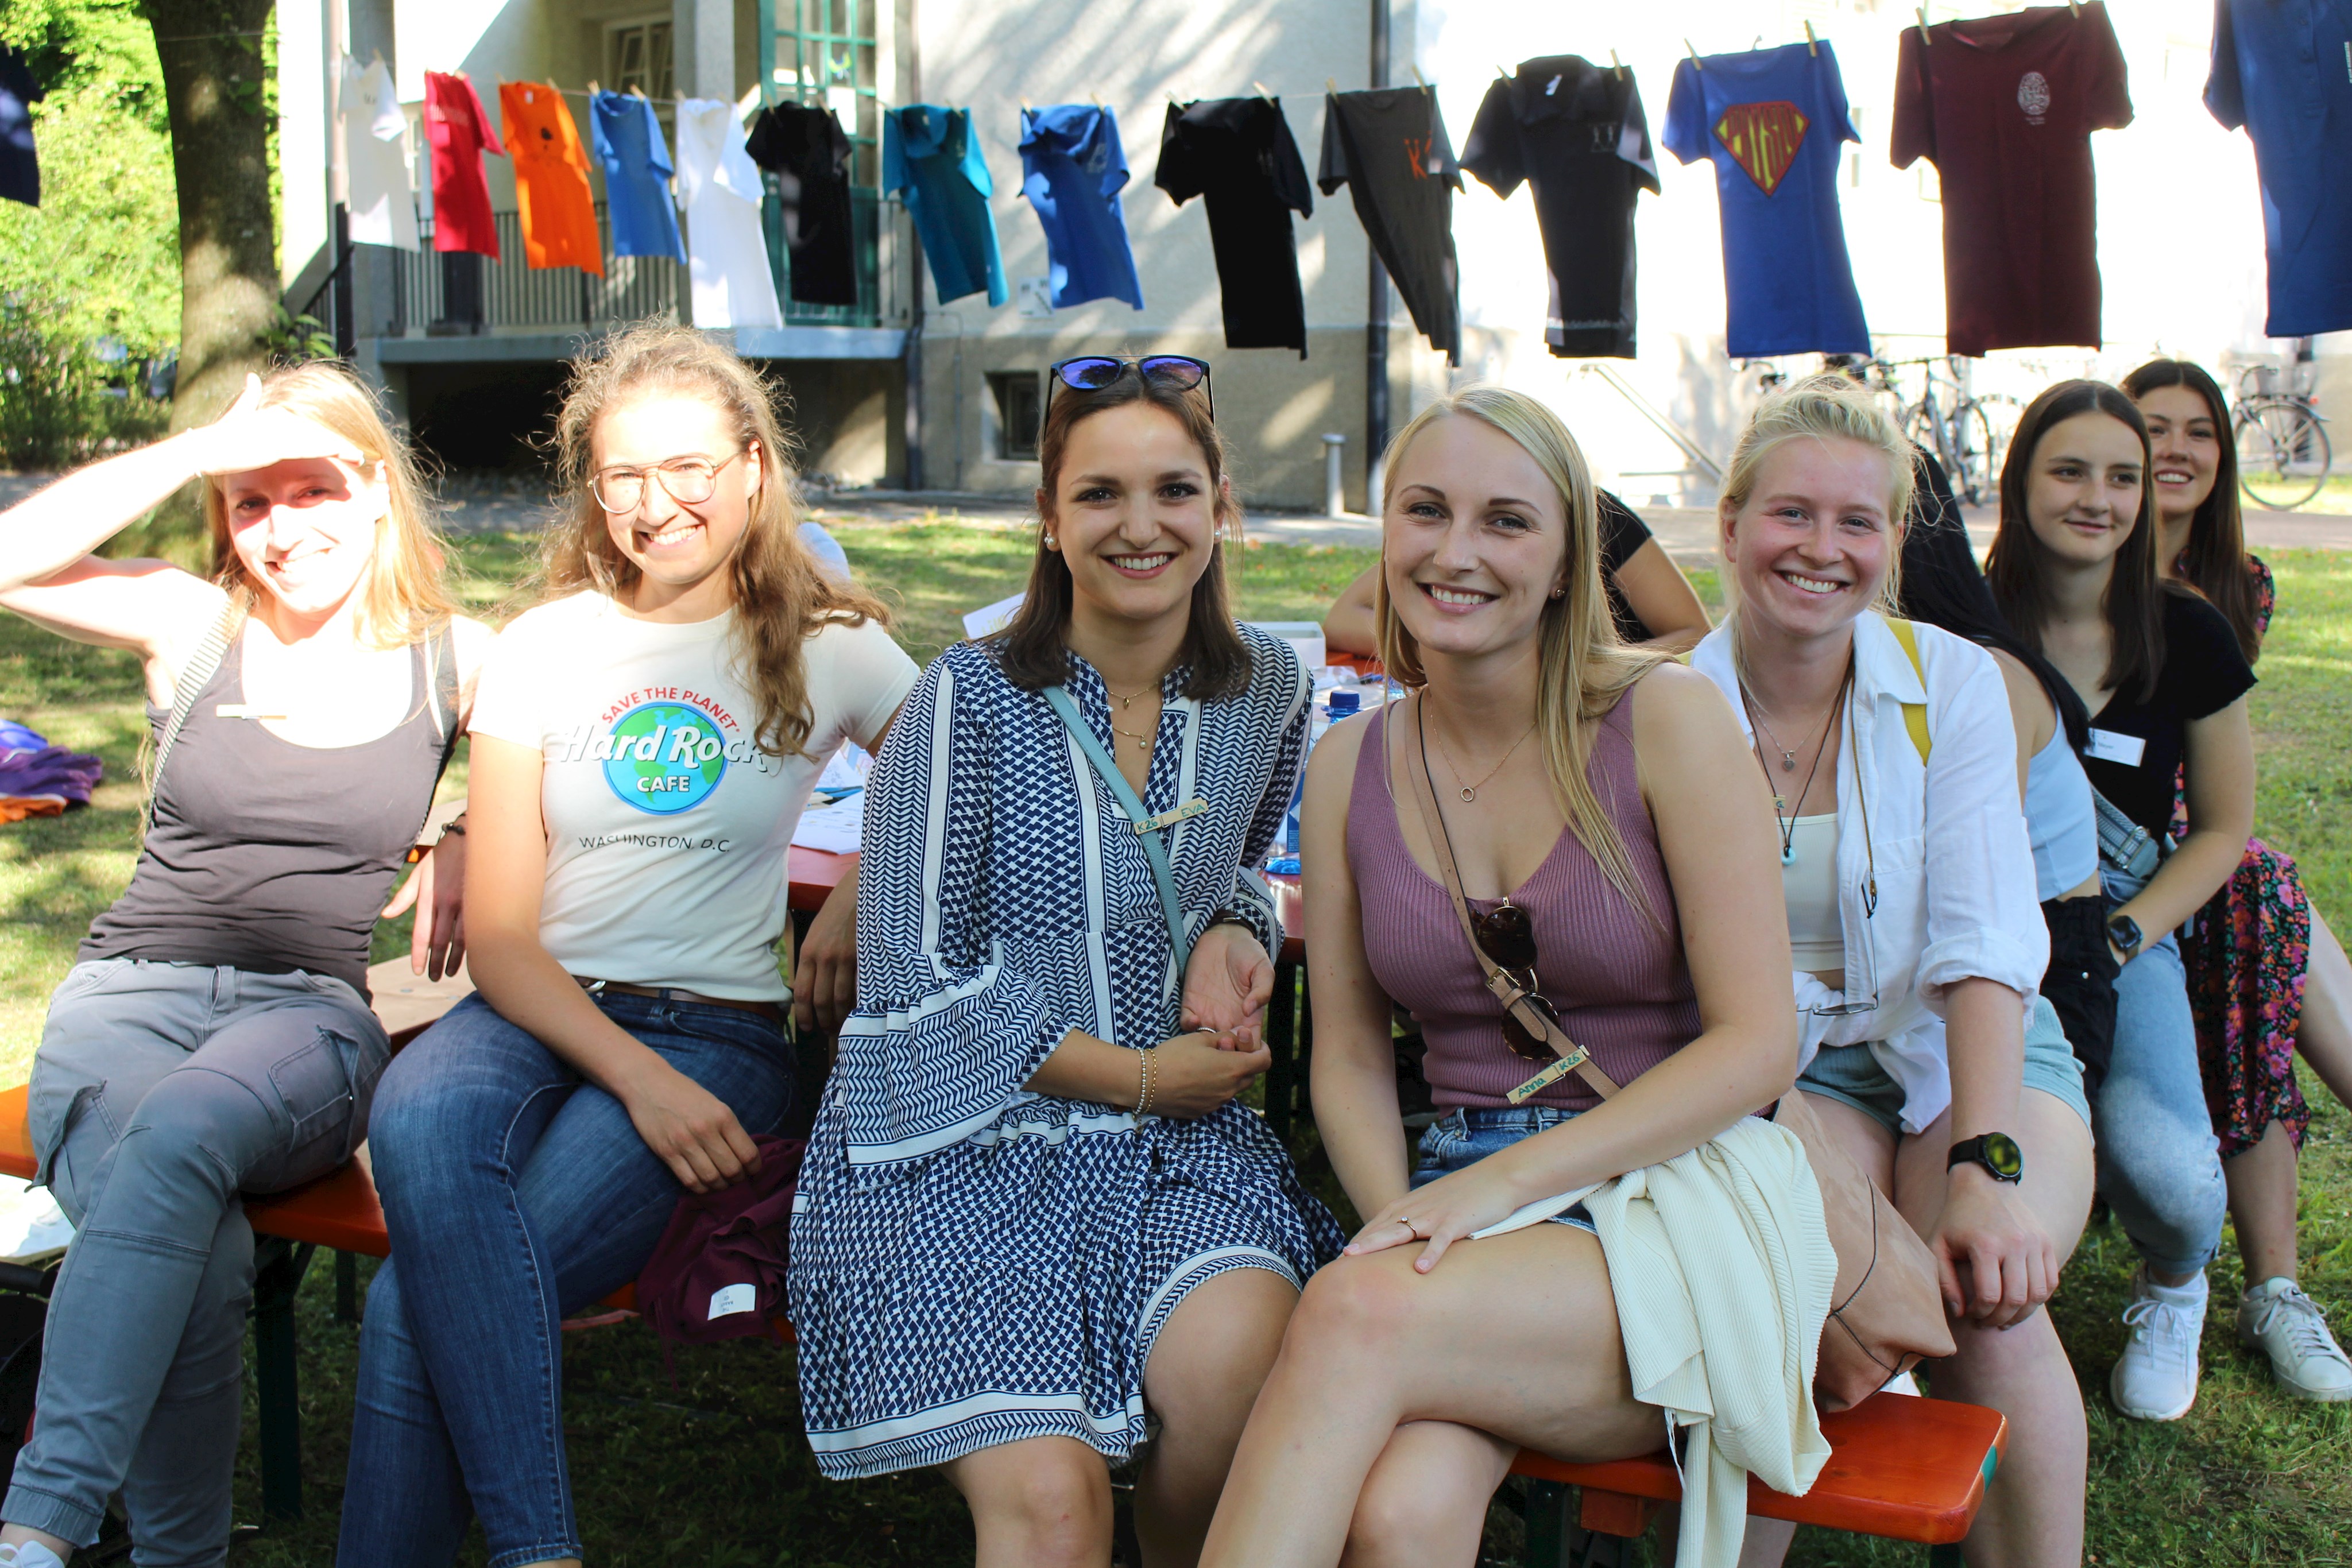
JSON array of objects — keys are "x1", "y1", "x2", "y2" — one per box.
[
  {"x1": 1461, "y1": 57, "x2": 1662, "y2": 361},
  {"x1": 745, "y1": 104, "x2": 858, "y2": 306},
  {"x1": 2081, "y1": 589, "x2": 2256, "y2": 839},
  {"x1": 1156, "y1": 98, "x2": 1314, "y2": 357},
  {"x1": 1317, "y1": 87, "x2": 1463, "y2": 363},
  {"x1": 1, "y1": 46, "x2": 41, "y2": 208},
  {"x1": 1596, "y1": 490, "x2": 1654, "y2": 641}
]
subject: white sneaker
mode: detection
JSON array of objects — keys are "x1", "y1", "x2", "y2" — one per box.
[
  {"x1": 2237, "y1": 1277, "x2": 2352, "y2": 1402},
  {"x1": 2109, "y1": 1268, "x2": 2205, "y2": 1421}
]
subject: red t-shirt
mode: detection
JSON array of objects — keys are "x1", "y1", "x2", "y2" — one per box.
[
  {"x1": 424, "y1": 71, "x2": 504, "y2": 258},
  {"x1": 1890, "y1": 2, "x2": 2131, "y2": 357}
]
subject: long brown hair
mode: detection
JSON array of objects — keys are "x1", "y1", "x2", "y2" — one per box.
[
  {"x1": 1373, "y1": 385, "x2": 1663, "y2": 913},
  {"x1": 2121, "y1": 357, "x2": 2260, "y2": 662},
  {"x1": 1985, "y1": 380, "x2": 2169, "y2": 704},
  {"x1": 203, "y1": 360, "x2": 457, "y2": 647},
  {"x1": 544, "y1": 323, "x2": 889, "y2": 758},
  {"x1": 992, "y1": 365, "x2": 1252, "y2": 700}
]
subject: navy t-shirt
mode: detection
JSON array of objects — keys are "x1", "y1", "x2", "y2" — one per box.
[
  {"x1": 1018, "y1": 104, "x2": 1143, "y2": 310},
  {"x1": 2206, "y1": 0, "x2": 2352, "y2": 337},
  {"x1": 1662, "y1": 43, "x2": 1869, "y2": 358}
]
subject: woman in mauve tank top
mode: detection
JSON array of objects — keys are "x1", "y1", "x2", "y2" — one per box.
[
  {"x1": 1198, "y1": 386, "x2": 1805, "y2": 1565},
  {"x1": 0, "y1": 363, "x2": 489, "y2": 1568}
]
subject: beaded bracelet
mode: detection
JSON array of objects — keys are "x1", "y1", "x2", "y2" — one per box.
[{"x1": 1134, "y1": 1047, "x2": 1156, "y2": 1118}]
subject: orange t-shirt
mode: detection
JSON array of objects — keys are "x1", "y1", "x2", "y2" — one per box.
[{"x1": 500, "y1": 83, "x2": 602, "y2": 274}]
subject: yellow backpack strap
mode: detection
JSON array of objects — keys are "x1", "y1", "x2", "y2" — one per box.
[{"x1": 1885, "y1": 618, "x2": 1932, "y2": 765}]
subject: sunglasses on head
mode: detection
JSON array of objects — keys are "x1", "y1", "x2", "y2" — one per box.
[
  {"x1": 1470, "y1": 900, "x2": 1563, "y2": 1063},
  {"x1": 1045, "y1": 355, "x2": 1214, "y2": 421}
]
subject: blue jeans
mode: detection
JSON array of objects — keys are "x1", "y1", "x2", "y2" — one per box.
[
  {"x1": 1413, "y1": 1106, "x2": 1597, "y2": 1233},
  {"x1": 2094, "y1": 863, "x2": 2227, "y2": 1277},
  {"x1": 338, "y1": 990, "x2": 792, "y2": 1568}
]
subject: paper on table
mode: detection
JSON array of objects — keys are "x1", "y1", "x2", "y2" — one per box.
[
  {"x1": 1469, "y1": 1182, "x2": 1601, "y2": 1240},
  {"x1": 964, "y1": 593, "x2": 1025, "y2": 640},
  {"x1": 790, "y1": 796, "x2": 865, "y2": 854}
]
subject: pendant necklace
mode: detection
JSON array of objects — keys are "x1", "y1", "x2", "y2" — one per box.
[
  {"x1": 1430, "y1": 719, "x2": 1538, "y2": 803},
  {"x1": 1104, "y1": 680, "x2": 1162, "y2": 754},
  {"x1": 1750, "y1": 707, "x2": 1800, "y2": 772},
  {"x1": 1739, "y1": 656, "x2": 1852, "y2": 865}
]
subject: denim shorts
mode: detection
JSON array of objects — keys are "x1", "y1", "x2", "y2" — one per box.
[
  {"x1": 1413, "y1": 1106, "x2": 1597, "y2": 1234},
  {"x1": 1797, "y1": 993, "x2": 2092, "y2": 1139}
]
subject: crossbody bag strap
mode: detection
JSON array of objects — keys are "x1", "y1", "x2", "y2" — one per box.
[
  {"x1": 143, "y1": 598, "x2": 241, "y2": 836},
  {"x1": 1042, "y1": 686, "x2": 1193, "y2": 974},
  {"x1": 1395, "y1": 695, "x2": 1620, "y2": 1101}
]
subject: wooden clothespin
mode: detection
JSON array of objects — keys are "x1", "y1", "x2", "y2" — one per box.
[
  {"x1": 1019, "y1": 95, "x2": 1032, "y2": 111},
  {"x1": 1410, "y1": 64, "x2": 1430, "y2": 94},
  {"x1": 629, "y1": 83, "x2": 649, "y2": 100},
  {"x1": 1685, "y1": 39, "x2": 1703, "y2": 69},
  {"x1": 1916, "y1": 8, "x2": 1933, "y2": 42},
  {"x1": 1089, "y1": 90, "x2": 1102, "y2": 107},
  {"x1": 1326, "y1": 77, "x2": 1339, "y2": 94},
  {"x1": 1498, "y1": 63, "x2": 1512, "y2": 82},
  {"x1": 2066, "y1": 0, "x2": 2080, "y2": 14},
  {"x1": 1254, "y1": 80, "x2": 1274, "y2": 101},
  {"x1": 1610, "y1": 51, "x2": 1626, "y2": 80},
  {"x1": 1805, "y1": 20, "x2": 1819, "y2": 55},
  {"x1": 587, "y1": 78, "x2": 602, "y2": 96}
]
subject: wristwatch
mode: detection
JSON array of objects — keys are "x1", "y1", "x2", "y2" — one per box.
[
  {"x1": 2106, "y1": 912, "x2": 2145, "y2": 962},
  {"x1": 1201, "y1": 907, "x2": 1259, "y2": 940},
  {"x1": 1948, "y1": 1132, "x2": 2025, "y2": 1184}
]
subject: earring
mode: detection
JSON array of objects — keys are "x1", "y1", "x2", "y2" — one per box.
[
  {"x1": 1549, "y1": 586, "x2": 1566, "y2": 599},
  {"x1": 1043, "y1": 534, "x2": 1057, "y2": 548}
]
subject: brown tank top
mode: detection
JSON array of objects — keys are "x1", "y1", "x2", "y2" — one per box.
[{"x1": 1345, "y1": 694, "x2": 1700, "y2": 1110}]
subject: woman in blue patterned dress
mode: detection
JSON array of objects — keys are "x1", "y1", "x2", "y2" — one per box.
[{"x1": 788, "y1": 357, "x2": 1344, "y2": 1566}]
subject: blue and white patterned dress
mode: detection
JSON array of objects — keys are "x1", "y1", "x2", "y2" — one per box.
[{"x1": 788, "y1": 627, "x2": 1345, "y2": 1479}]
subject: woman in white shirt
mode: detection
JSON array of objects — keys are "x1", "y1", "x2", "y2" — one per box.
[
  {"x1": 338, "y1": 326, "x2": 916, "y2": 1568},
  {"x1": 1692, "y1": 375, "x2": 2095, "y2": 1568}
]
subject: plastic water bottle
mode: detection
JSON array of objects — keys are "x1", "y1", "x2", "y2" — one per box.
[{"x1": 1275, "y1": 689, "x2": 1361, "y2": 868}]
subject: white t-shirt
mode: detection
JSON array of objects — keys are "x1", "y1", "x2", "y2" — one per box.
[{"x1": 469, "y1": 591, "x2": 916, "y2": 1000}]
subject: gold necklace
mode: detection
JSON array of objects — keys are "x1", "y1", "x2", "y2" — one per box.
[
  {"x1": 1429, "y1": 718, "x2": 1537, "y2": 803},
  {"x1": 1105, "y1": 681, "x2": 1161, "y2": 754}
]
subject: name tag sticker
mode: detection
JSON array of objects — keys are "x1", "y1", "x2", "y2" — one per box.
[
  {"x1": 707, "y1": 1283, "x2": 757, "y2": 1321},
  {"x1": 2086, "y1": 729, "x2": 2147, "y2": 767}
]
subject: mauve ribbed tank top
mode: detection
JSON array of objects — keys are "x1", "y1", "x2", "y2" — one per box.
[{"x1": 1347, "y1": 695, "x2": 1700, "y2": 1110}]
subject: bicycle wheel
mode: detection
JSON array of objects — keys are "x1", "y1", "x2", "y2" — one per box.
[
  {"x1": 1943, "y1": 400, "x2": 2001, "y2": 506},
  {"x1": 1902, "y1": 401, "x2": 1950, "y2": 489},
  {"x1": 2236, "y1": 400, "x2": 2331, "y2": 511}
]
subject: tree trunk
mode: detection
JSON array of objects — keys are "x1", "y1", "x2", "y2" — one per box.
[{"x1": 145, "y1": 0, "x2": 278, "y2": 433}]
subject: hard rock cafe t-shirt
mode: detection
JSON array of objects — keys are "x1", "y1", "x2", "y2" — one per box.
[
  {"x1": 1890, "y1": 2, "x2": 2132, "y2": 357},
  {"x1": 469, "y1": 591, "x2": 917, "y2": 1000}
]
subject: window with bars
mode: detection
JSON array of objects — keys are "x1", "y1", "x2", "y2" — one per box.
[
  {"x1": 758, "y1": 0, "x2": 883, "y2": 324},
  {"x1": 606, "y1": 20, "x2": 675, "y2": 102}
]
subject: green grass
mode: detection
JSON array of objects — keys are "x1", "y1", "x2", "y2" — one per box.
[{"x1": 2, "y1": 532, "x2": 2348, "y2": 1563}]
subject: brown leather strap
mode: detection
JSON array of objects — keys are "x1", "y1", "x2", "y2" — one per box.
[{"x1": 1397, "y1": 694, "x2": 1622, "y2": 1101}]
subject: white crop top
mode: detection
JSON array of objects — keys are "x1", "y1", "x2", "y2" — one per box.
[{"x1": 1782, "y1": 814, "x2": 1844, "y2": 973}]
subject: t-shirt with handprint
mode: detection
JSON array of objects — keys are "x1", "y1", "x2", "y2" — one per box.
[{"x1": 468, "y1": 590, "x2": 916, "y2": 1000}]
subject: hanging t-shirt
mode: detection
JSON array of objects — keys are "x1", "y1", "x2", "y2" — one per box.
[
  {"x1": 884, "y1": 103, "x2": 1007, "y2": 307},
  {"x1": 745, "y1": 103, "x2": 858, "y2": 305},
  {"x1": 2078, "y1": 589, "x2": 2255, "y2": 839},
  {"x1": 0, "y1": 46, "x2": 40, "y2": 208},
  {"x1": 341, "y1": 58, "x2": 419, "y2": 250},
  {"x1": 1663, "y1": 44, "x2": 1869, "y2": 358},
  {"x1": 1319, "y1": 87, "x2": 1463, "y2": 363},
  {"x1": 1890, "y1": 2, "x2": 2132, "y2": 357},
  {"x1": 498, "y1": 82, "x2": 599, "y2": 273},
  {"x1": 1155, "y1": 97, "x2": 1315, "y2": 357},
  {"x1": 423, "y1": 71, "x2": 502, "y2": 258},
  {"x1": 2206, "y1": 0, "x2": 2352, "y2": 338},
  {"x1": 468, "y1": 592, "x2": 917, "y2": 1001},
  {"x1": 592, "y1": 91, "x2": 687, "y2": 263},
  {"x1": 1461, "y1": 59, "x2": 1661, "y2": 361},
  {"x1": 675, "y1": 99, "x2": 784, "y2": 329},
  {"x1": 1016, "y1": 103, "x2": 1143, "y2": 310}
]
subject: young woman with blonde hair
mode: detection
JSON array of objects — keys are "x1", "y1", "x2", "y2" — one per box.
[
  {"x1": 0, "y1": 363, "x2": 489, "y2": 1567},
  {"x1": 339, "y1": 325, "x2": 916, "y2": 1566},
  {"x1": 1200, "y1": 384, "x2": 1803, "y2": 1566}
]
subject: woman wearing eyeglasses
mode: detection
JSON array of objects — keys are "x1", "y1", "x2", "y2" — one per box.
[
  {"x1": 1196, "y1": 385, "x2": 1802, "y2": 1567},
  {"x1": 1692, "y1": 376, "x2": 2092, "y2": 1566},
  {"x1": 788, "y1": 354, "x2": 1341, "y2": 1567},
  {"x1": 338, "y1": 326, "x2": 918, "y2": 1566}
]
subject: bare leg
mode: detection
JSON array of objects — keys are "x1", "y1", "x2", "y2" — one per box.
[
  {"x1": 1199, "y1": 1225, "x2": 1658, "y2": 1568},
  {"x1": 2224, "y1": 1120, "x2": 2302, "y2": 1287},
  {"x1": 1135, "y1": 1267, "x2": 1299, "y2": 1567},
  {"x1": 1894, "y1": 1089, "x2": 2094, "y2": 1568},
  {"x1": 1338, "y1": 1420, "x2": 1512, "y2": 1568},
  {"x1": 943, "y1": 1436, "x2": 1114, "y2": 1568},
  {"x1": 2295, "y1": 906, "x2": 2352, "y2": 1110},
  {"x1": 0, "y1": 1527, "x2": 74, "y2": 1559}
]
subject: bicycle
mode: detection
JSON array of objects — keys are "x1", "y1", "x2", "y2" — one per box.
[
  {"x1": 2234, "y1": 362, "x2": 2331, "y2": 512},
  {"x1": 1864, "y1": 357, "x2": 2012, "y2": 506}
]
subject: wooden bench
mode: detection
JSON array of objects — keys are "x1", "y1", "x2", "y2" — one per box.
[{"x1": 1506, "y1": 1391, "x2": 2005, "y2": 1566}]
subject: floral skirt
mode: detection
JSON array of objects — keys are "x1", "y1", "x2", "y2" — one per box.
[{"x1": 2181, "y1": 836, "x2": 2311, "y2": 1158}]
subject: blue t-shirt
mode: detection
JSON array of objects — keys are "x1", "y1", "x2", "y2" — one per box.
[
  {"x1": 884, "y1": 104, "x2": 1008, "y2": 307},
  {"x1": 591, "y1": 92, "x2": 686, "y2": 262},
  {"x1": 1662, "y1": 44, "x2": 1869, "y2": 358},
  {"x1": 1018, "y1": 104, "x2": 1143, "y2": 310},
  {"x1": 2207, "y1": 0, "x2": 2352, "y2": 337}
]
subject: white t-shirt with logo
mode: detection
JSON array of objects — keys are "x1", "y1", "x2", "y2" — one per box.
[{"x1": 469, "y1": 590, "x2": 917, "y2": 1000}]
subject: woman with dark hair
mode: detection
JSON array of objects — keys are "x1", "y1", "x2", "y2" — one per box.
[
  {"x1": 2120, "y1": 357, "x2": 2352, "y2": 1403},
  {"x1": 788, "y1": 356, "x2": 1341, "y2": 1566},
  {"x1": 1985, "y1": 380, "x2": 2259, "y2": 1423}
]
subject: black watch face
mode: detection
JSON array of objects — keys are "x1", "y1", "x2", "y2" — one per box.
[{"x1": 1981, "y1": 1132, "x2": 2024, "y2": 1182}]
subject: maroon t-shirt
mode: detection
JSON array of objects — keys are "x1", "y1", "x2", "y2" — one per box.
[{"x1": 1890, "y1": 2, "x2": 2131, "y2": 356}]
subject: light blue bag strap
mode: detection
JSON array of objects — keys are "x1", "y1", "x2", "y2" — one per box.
[{"x1": 1042, "y1": 686, "x2": 1191, "y2": 970}]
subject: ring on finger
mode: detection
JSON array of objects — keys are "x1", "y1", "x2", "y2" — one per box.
[{"x1": 1399, "y1": 1214, "x2": 1419, "y2": 1238}]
